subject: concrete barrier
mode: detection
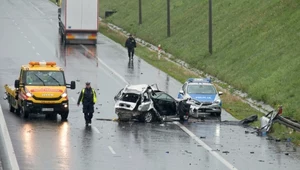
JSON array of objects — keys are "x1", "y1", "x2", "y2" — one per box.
[{"x1": 0, "y1": 105, "x2": 20, "y2": 170}]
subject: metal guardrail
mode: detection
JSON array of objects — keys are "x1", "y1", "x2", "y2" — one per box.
[{"x1": 276, "y1": 116, "x2": 300, "y2": 132}]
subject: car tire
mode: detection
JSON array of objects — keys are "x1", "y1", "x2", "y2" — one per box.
[
  {"x1": 180, "y1": 115, "x2": 190, "y2": 121},
  {"x1": 214, "y1": 112, "x2": 221, "y2": 117},
  {"x1": 60, "y1": 112, "x2": 69, "y2": 121},
  {"x1": 9, "y1": 103, "x2": 15, "y2": 113},
  {"x1": 20, "y1": 106, "x2": 29, "y2": 119},
  {"x1": 142, "y1": 111, "x2": 154, "y2": 123}
]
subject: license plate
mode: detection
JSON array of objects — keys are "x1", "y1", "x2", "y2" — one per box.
[{"x1": 42, "y1": 108, "x2": 54, "y2": 112}]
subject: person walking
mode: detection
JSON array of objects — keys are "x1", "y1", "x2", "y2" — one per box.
[
  {"x1": 125, "y1": 34, "x2": 136, "y2": 59},
  {"x1": 77, "y1": 82, "x2": 97, "y2": 126}
]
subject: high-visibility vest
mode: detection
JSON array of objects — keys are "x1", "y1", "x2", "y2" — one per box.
[{"x1": 80, "y1": 88, "x2": 97, "y2": 103}]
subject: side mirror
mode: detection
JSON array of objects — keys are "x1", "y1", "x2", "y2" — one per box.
[
  {"x1": 179, "y1": 90, "x2": 184, "y2": 95},
  {"x1": 219, "y1": 91, "x2": 223, "y2": 96},
  {"x1": 14, "y1": 80, "x2": 20, "y2": 88},
  {"x1": 70, "y1": 81, "x2": 76, "y2": 89}
]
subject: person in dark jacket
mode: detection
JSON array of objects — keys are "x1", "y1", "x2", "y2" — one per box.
[
  {"x1": 125, "y1": 34, "x2": 136, "y2": 59},
  {"x1": 77, "y1": 82, "x2": 97, "y2": 126}
]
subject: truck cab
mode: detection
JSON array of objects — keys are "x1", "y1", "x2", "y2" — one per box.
[{"x1": 4, "y1": 61, "x2": 76, "y2": 120}]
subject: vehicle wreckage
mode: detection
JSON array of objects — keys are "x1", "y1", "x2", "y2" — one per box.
[{"x1": 113, "y1": 84, "x2": 195, "y2": 123}]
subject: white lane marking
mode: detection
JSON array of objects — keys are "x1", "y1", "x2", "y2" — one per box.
[
  {"x1": 28, "y1": 41, "x2": 31, "y2": 44},
  {"x1": 79, "y1": 45, "x2": 129, "y2": 85},
  {"x1": 108, "y1": 146, "x2": 116, "y2": 155},
  {"x1": 32, "y1": 46, "x2": 35, "y2": 49},
  {"x1": 24, "y1": 36, "x2": 27, "y2": 38},
  {"x1": 0, "y1": 105, "x2": 20, "y2": 170},
  {"x1": 92, "y1": 126, "x2": 100, "y2": 133},
  {"x1": 29, "y1": 2, "x2": 45, "y2": 15},
  {"x1": 173, "y1": 121, "x2": 238, "y2": 170},
  {"x1": 36, "y1": 52, "x2": 40, "y2": 56},
  {"x1": 71, "y1": 97, "x2": 76, "y2": 103}
]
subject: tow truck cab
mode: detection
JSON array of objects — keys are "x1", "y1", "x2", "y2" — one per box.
[{"x1": 7, "y1": 61, "x2": 76, "y2": 120}]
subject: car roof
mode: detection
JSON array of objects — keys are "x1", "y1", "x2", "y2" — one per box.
[{"x1": 123, "y1": 84, "x2": 150, "y2": 94}]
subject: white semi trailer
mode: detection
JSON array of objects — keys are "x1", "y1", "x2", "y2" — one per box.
[{"x1": 58, "y1": 0, "x2": 98, "y2": 45}]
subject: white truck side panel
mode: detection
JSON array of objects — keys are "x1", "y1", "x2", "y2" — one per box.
[
  {"x1": 66, "y1": 0, "x2": 82, "y2": 30},
  {"x1": 61, "y1": 0, "x2": 66, "y2": 27},
  {"x1": 81, "y1": 0, "x2": 98, "y2": 30}
]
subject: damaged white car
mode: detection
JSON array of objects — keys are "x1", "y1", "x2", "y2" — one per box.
[{"x1": 113, "y1": 84, "x2": 191, "y2": 123}]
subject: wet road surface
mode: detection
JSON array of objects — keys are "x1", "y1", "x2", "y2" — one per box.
[{"x1": 1, "y1": 0, "x2": 300, "y2": 169}]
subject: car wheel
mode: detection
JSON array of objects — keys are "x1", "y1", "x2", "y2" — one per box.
[
  {"x1": 9, "y1": 103, "x2": 15, "y2": 113},
  {"x1": 143, "y1": 111, "x2": 154, "y2": 123},
  {"x1": 20, "y1": 106, "x2": 29, "y2": 119},
  {"x1": 180, "y1": 115, "x2": 190, "y2": 121},
  {"x1": 60, "y1": 112, "x2": 68, "y2": 121},
  {"x1": 214, "y1": 112, "x2": 221, "y2": 117}
]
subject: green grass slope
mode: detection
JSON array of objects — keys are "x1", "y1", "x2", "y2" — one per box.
[{"x1": 99, "y1": 0, "x2": 300, "y2": 120}]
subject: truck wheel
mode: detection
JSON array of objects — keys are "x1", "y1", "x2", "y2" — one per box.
[
  {"x1": 20, "y1": 106, "x2": 29, "y2": 119},
  {"x1": 60, "y1": 112, "x2": 69, "y2": 121},
  {"x1": 9, "y1": 103, "x2": 15, "y2": 113}
]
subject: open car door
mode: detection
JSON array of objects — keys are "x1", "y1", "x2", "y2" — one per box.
[{"x1": 151, "y1": 91, "x2": 177, "y2": 116}]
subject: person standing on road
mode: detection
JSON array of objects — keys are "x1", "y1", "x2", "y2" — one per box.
[
  {"x1": 125, "y1": 34, "x2": 136, "y2": 59},
  {"x1": 77, "y1": 82, "x2": 97, "y2": 126}
]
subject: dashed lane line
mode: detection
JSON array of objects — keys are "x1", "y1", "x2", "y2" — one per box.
[
  {"x1": 108, "y1": 146, "x2": 116, "y2": 155},
  {"x1": 173, "y1": 121, "x2": 238, "y2": 170}
]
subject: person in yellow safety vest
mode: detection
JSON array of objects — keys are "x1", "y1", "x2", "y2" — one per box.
[{"x1": 77, "y1": 82, "x2": 97, "y2": 126}]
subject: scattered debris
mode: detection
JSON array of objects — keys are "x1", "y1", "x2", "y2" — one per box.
[
  {"x1": 239, "y1": 115, "x2": 258, "y2": 125},
  {"x1": 222, "y1": 151, "x2": 229, "y2": 154},
  {"x1": 185, "y1": 150, "x2": 192, "y2": 154},
  {"x1": 257, "y1": 106, "x2": 282, "y2": 136}
]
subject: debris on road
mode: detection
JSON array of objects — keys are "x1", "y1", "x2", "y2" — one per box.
[{"x1": 239, "y1": 115, "x2": 258, "y2": 125}]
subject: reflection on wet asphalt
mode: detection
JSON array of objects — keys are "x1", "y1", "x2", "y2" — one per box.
[{"x1": 1, "y1": 0, "x2": 300, "y2": 169}]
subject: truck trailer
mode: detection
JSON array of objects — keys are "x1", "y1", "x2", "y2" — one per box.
[{"x1": 58, "y1": 0, "x2": 98, "y2": 45}]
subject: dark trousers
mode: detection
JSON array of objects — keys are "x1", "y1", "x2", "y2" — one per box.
[
  {"x1": 83, "y1": 104, "x2": 94, "y2": 122},
  {"x1": 127, "y1": 48, "x2": 134, "y2": 58}
]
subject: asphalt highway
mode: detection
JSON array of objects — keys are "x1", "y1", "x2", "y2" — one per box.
[{"x1": 1, "y1": 0, "x2": 300, "y2": 170}]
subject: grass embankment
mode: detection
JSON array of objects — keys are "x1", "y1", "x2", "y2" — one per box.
[
  {"x1": 99, "y1": 0, "x2": 300, "y2": 121},
  {"x1": 49, "y1": 0, "x2": 300, "y2": 144}
]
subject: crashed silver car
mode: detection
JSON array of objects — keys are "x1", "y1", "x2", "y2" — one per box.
[{"x1": 113, "y1": 84, "x2": 191, "y2": 123}]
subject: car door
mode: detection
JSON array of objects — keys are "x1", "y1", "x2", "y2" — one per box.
[
  {"x1": 152, "y1": 92, "x2": 177, "y2": 116},
  {"x1": 114, "y1": 88, "x2": 124, "y2": 101}
]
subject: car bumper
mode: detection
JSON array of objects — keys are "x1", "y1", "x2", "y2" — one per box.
[
  {"x1": 24, "y1": 100, "x2": 69, "y2": 114},
  {"x1": 115, "y1": 108, "x2": 142, "y2": 120},
  {"x1": 189, "y1": 104, "x2": 221, "y2": 114}
]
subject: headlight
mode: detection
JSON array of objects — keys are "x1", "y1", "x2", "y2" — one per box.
[
  {"x1": 213, "y1": 99, "x2": 221, "y2": 104},
  {"x1": 61, "y1": 93, "x2": 67, "y2": 98},
  {"x1": 26, "y1": 92, "x2": 32, "y2": 97}
]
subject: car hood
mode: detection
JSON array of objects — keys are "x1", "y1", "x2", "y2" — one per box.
[{"x1": 188, "y1": 93, "x2": 216, "y2": 103}]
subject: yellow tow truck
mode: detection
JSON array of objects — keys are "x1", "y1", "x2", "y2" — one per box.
[{"x1": 4, "y1": 61, "x2": 76, "y2": 120}]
